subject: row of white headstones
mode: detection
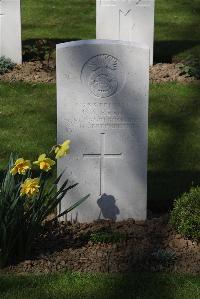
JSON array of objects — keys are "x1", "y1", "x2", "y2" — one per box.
[
  {"x1": 0, "y1": 0, "x2": 155, "y2": 65},
  {"x1": 1, "y1": 0, "x2": 155, "y2": 222}
]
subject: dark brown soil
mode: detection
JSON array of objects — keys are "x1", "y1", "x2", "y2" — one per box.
[
  {"x1": 0, "y1": 61, "x2": 198, "y2": 84},
  {"x1": 2, "y1": 215, "x2": 199, "y2": 275}
]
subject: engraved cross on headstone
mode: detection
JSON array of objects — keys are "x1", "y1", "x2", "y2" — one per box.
[
  {"x1": 83, "y1": 133, "x2": 122, "y2": 196},
  {"x1": 119, "y1": 8, "x2": 133, "y2": 40},
  {"x1": 100, "y1": 0, "x2": 151, "y2": 40}
]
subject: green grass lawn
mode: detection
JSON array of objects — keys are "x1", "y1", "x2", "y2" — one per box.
[
  {"x1": 0, "y1": 82, "x2": 56, "y2": 163},
  {"x1": 0, "y1": 81, "x2": 199, "y2": 211},
  {"x1": 0, "y1": 1, "x2": 199, "y2": 295},
  {"x1": 0, "y1": 272, "x2": 199, "y2": 299},
  {"x1": 21, "y1": 0, "x2": 200, "y2": 62},
  {"x1": 149, "y1": 82, "x2": 200, "y2": 211}
]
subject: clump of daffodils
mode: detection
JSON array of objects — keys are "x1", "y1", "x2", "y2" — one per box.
[
  {"x1": 10, "y1": 139, "x2": 70, "y2": 198},
  {"x1": 20, "y1": 178, "x2": 40, "y2": 198},
  {"x1": 0, "y1": 139, "x2": 89, "y2": 269}
]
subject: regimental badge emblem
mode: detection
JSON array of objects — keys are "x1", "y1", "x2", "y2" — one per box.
[{"x1": 81, "y1": 54, "x2": 125, "y2": 98}]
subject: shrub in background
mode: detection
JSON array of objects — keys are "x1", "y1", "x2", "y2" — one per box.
[
  {"x1": 23, "y1": 39, "x2": 55, "y2": 68},
  {"x1": 170, "y1": 186, "x2": 200, "y2": 240},
  {"x1": 0, "y1": 56, "x2": 15, "y2": 75},
  {"x1": 0, "y1": 140, "x2": 89, "y2": 268}
]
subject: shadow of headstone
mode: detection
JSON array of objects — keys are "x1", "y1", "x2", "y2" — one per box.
[{"x1": 97, "y1": 193, "x2": 120, "y2": 221}]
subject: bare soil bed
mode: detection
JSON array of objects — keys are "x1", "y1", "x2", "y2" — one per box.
[
  {"x1": 2, "y1": 215, "x2": 199, "y2": 275},
  {"x1": 0, "y1": 61, "x2": 55, "y2": 83},
  {"x1": 150, "y1": 63, "x2": 198, "y2": 83},
  {"x1": 0, "y1": 61, "x2": 198, "y2": 84}
]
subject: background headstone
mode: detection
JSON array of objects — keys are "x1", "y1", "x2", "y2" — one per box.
[
  {"x1": 96, "y1": 0, "x2": 155, "y2": 65},
  {"x1": 0, "y1": 0, "x2": 22, "y2": 64},
  {"x1": 57, "y1": 40, "x2": 149, "y2": 222}
]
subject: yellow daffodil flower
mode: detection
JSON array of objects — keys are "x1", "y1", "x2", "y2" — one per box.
[
  {"x1": 10, "y1": 158, "x2": 31, "y2": 175},
  {"x1": 33, "y1": 154, "x2": 55, "y2": 172},
  {"x1": 20, "y1": 178, "x2": 40, "y2": 198},
  {"x1": 55, "y1": 140, "x2": 71, "y2": 159}
]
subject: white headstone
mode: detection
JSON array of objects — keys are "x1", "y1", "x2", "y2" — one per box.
[
  {"x1": 0, "y1": 0, "x2": 22, "y2": 64},
  {"x1": 57, "y1": 40, "x2": 149, "y2": 222},
  {"x1": 96, "y1": 0, "x2": 155, "y2": 65}
]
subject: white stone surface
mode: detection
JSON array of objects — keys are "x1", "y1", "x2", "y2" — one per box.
[
  {"x1": 0, "y1": 0, "x2": 22, "y2": 64},
  {"x1": 57, "y1": 40, "x2": 149, "y2": 222},
  {"x1": 96, "y1": 0, "x2": 155, "y2": 65}
]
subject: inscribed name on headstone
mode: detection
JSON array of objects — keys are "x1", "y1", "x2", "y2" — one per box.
[
  {"x1": 0, "y1": 0, "x2": 22, "y2": 64},
  {"x1": 57, "y1": 40, "x2": 149, "y2": 222},
  {"x1": 96, "y1": 0, "x2": 155, "y2": 65}
]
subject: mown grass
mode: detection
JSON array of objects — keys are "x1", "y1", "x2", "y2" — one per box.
[
  {"x1": 0, "y1": 81, "x2": 199, "y2": 211},
  {"x1": 154, "y1": 0, "x2": 200, "y2": 61},
  {"x1": 0, "y1": 82, "x2": 56, "y2": 166},
  {"x1": 0, "y1": 272, "x2": 199, "y2": 299},
  {"x1": 149, "y1": 82, "x2": 200, "y2": 211},
  {"x1": 21, "y1": 0, "x2": 200, "y2": 62}
]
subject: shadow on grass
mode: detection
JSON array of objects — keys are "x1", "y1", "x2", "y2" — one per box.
[
  {"x1": 154, "y1": 40, "x2": 200, "y2": 63},
  {"x1": 0, "y1": 272, "x2": 199, "y2": 299},
  {"x1": 148, "y1": 170, "x2": 200, "y2": 213},
  {"x1": 23, "y1": 39, "x2": 200, "y2": 63},
  {"x1": 22, "y1": 38, "x2": 81, "y2": 61}
]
